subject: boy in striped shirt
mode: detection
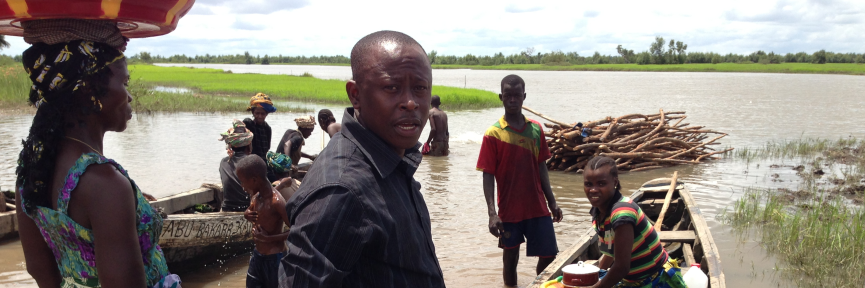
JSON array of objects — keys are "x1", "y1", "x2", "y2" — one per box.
[{"x1": 477, "y1": 74, "x2": 563, "y2": 287}]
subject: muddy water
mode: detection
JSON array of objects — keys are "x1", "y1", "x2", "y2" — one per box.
[{"x1": 2, "y1": 65, "x2": 864, "y2": 287}]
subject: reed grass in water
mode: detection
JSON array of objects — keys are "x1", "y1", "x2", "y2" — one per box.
[
  {"x1": 129, "y1": 65, "x2": 500, "y2": 110},
  {"x1": 722, "y1": 137, "x2": 865, "y2": 287},
  {"x1": 0, "y1": 65, "x2": 32, "y2": 109}
]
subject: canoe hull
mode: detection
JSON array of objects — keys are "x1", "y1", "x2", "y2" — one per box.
[
  {"x1": 529, "y1": 178, "x2": 726, "y2": 288},
  {"x1": 158, "y1": 212, "x2": 253, "y2": 264},
  {"x1": 0, "y1": 208, "x2": 17, "y2": 241}
]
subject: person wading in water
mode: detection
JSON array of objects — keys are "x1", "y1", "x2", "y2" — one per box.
[
  {"x1": 477, "y1": 74, "x2": 563, "y2": 287},
  {"x1": 14, "y1": 19, "x2": 180, "y2": 288},
  {"x1": 424, "y1": 95, "x2": 449, "y2": 156}
]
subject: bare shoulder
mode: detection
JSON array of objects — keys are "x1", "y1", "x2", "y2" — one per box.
[{"x1": 75, "y1": 163, "x2": 135, "y2": 205}]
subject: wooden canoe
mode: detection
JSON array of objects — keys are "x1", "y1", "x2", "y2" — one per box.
[
  {"x1": 149, "y1": 185, "x2": 254, "y2": 265},
  {"x1": 0, "y1": 202, "x2": 17, "y2": 241},
  {"x1": 529, "y1": 178, "x2": 726, "y2": 288}
]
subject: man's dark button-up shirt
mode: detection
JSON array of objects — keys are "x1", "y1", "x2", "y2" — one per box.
[
  {"x1": 280, "y1": 108, "x2": 445, "y2": 288},
  {"x1": 243, "y1": 118, "x2": 272, "y2": 161}
]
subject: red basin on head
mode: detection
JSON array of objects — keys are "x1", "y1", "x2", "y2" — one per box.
[{"x1": 0, "y1": 0, "x2": 196, "y2": 38}]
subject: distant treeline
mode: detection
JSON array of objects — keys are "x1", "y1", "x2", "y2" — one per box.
[
  {"x1": 3, "y1": 36, "x2": 864, "y2": 66},
  {"x1": 130, "y1": 51, "x2": 350, "y2": 65}
]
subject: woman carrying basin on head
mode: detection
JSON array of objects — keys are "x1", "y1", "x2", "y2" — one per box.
[{"x1": 10, "y1": 19, "x2": 183, "y2": 288}]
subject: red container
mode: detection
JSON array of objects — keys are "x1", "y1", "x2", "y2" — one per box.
[
  {"x1": 562, "y1": 261, "x2": 600, "y2": 287},
  {"x1": 0, "y1": 0, "x2": 195, "y2": 38}
]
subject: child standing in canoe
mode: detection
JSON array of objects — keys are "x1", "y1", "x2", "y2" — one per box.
[
  {"x1": 583, "y1": 156, "x2": 686, "y2": 288},
  {"x1": 237, "y1": 156, "x2": 291, "y2": 288}
]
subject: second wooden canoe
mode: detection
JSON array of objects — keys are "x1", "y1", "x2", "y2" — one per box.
[{"x1": 529, "y1": 178, "x2": 726, "y2": 288}]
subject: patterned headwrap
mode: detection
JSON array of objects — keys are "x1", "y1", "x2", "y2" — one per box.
[
  {"x1": 295, "y1": 116, "x2": 316, "y2": 129},
  {"x1": 22, "y1": 40, "x2": 125, "y2": 109},
  {"x1": 247, "y1": 93, "x2": 277, "y2": 113},
  {"x1": 266, "y1": 151, "x2": 292, "y2": 174},
  {"x1": 218, "y1": 119, "x2": 254, "y2": 148}
]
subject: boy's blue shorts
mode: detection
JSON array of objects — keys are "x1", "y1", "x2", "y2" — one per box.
[{"x1": 498, "y1": 216, "x2": 558, "y2": 257}]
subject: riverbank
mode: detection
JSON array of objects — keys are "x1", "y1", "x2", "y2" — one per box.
[
  {"x1": 723, "y1": 138, "x2": 864, "y2": 287},
  {"x1": 130, "y1": 65, "x2": 500, "y2": 110},
  {"x1": 432, "y1": 63, "x2": 865, "y2": 75},
  {"x1": 0, "y1": 64, "x2": 500, "y2": 114}
]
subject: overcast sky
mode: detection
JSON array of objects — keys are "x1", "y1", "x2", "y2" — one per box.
[{"x1": 2, "y1": 0, "x2": 864, "y2": 57}]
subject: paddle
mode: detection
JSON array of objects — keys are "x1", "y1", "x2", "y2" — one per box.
[{"x1": 654, "y1": 171, "x2": 678, "y2": 232}]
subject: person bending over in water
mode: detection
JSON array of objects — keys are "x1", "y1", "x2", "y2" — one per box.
[
  {"x1": 237, "y1": 155, "x2": 291, "y2": 288},
  {"x1": 584, "y1": 156, "x2": 686, "y2": 288},
  {"x1": 424, "y1": 95, "x2": 449, "y2": 156},
  {"x1": 317, "y1": 109, "x2": 342, "y2": 138}
]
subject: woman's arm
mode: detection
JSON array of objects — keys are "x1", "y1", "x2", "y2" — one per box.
[
  {"x1": 16, "y1": 191, "x2": 62, "y2": 287},
  {"x1": 592, "y1": 224, "x2": 634, "y2": 288},
  {"x1": 597, "y1": 254, "x2": 614, "y2": 270},
  {"x1": 78, "y1": 164, "x2": 147, "y2": 288}
]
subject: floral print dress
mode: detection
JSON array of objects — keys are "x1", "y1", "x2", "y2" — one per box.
[{"x1": 21, "y1": 153, "x2": 180, "y2": 288}]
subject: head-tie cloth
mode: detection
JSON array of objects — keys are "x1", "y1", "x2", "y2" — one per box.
[
  {"x1": 22, "y1": 19, "x2": 129, "y2": 52},
  {"x1": 266, "y1": 151, "x2": 292, "y2": 174},
  {"x1": 295, "y1": 116, "x2": 316, "y2": 129},
  {"x1": 218, "y1": 119, "x2": 254, "y2": 148},
  {"x1": 22, "y1": 38, "x2": 125, "y2": 109},
  {"x1": 247, "y1": 93, "x2": 277, "y2": 113}
]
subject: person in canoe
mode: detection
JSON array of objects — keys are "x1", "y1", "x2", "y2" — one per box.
[
  {"x1": 236, "y1": 155, "x2": 291, "y2": 288},
  {"x1": 583, "y1": 156, "x2": 686, "y2": 288},
  {"x1": 317, "y1": 109, "x2": 342, "y2": 138},
  {"x1": 14, "y1": 19, "x2": 180, "y2": 288},
  {"x1": 218, "y1": 119, "x2": 255, "y2": 212},
  {"x1": 243, "y1": 93, "x2": 276, "y2": 181},
  {"x1": 275, "y1": 116, "x2": 317, "y2": 178}
]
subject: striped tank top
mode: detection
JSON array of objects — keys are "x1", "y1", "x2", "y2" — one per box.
[{"x1": 591, "y1": 194, "x2": 668, "y2": 282}]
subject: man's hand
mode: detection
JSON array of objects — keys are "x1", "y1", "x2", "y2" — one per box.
[
  {"x1": 489, "y1": 214, "x2": 504, "y2": 237},
  {"x1": 549, "y1": 202, "x2": 563, "y2": 223},
  {"x1": 244, "y1": 209, "x2": 258, "y2": 223}
]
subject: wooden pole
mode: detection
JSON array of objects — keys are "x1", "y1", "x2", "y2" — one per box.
[
  {"x1": 522, "y1": 106, "x2": 572, "y2": 128},
  {"x1": 654, "y1": 171, "x2": 678, "y2": 232}
]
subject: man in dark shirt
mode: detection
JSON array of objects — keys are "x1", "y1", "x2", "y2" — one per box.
[
  {"x1": 243, "y1": 93, "x2": 276, "y2": 162},
  {"x1": 218, "y1": 119, "x2": 255, "y2": 212},
  {"x1": 280, "y1": 31, "x2": 445, "y2": 288}
]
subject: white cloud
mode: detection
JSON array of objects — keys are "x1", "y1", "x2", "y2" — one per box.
[{"x1": 1, "y1": 0, "x2": 864, "y2": 58}]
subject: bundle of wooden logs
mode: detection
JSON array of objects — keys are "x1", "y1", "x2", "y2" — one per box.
[{"x1": 523, "y1": 107, "x2": 734, "y2": 173}]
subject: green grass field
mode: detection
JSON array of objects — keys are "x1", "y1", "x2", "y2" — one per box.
[
  {"x1": 432, "y1": 63, "x2": 865, "y2": 75},
  {"x1": 129, "y1": 65, "x2": 500, "y2": 110}
]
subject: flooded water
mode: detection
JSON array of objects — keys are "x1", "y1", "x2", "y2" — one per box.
[{"x1": 2, "y1": 64, "x2": 864, "y2": 287}]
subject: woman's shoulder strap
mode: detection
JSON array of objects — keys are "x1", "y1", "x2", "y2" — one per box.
[{"x1": 56, "y1": 153, "x2": 123, "y2": 213}]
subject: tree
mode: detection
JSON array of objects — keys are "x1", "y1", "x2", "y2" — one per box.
[
  {"x1": 650, "y1": 36, "x2": 666, "y2": 64},
  {"x1": 812, "y1": 50, "x2": 826, "y2": 64},
  {"x1": 616, "y1": 45, "x2": 635, "y2": 63},
  {"x1": 139, "y1": 51, "x2": 152, "y2": 64},
  {"x1": 427, "y1": 50, "x2": 437, "y2": 64},
  {"x1": 261, "y1": 55, "x2": 270, "y2": 65},
  {"x1": 0, "y1": 35, "x2": 9, "y2": 51}
]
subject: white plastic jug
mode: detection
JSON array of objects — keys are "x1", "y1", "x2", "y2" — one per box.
[{"x1": 682, "y1": 263, "x2": 708, "y2": 288}]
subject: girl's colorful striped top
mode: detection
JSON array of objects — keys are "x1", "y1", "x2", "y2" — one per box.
[{"x1": 590, "y1": 192, "x2": 669, "y2": 282}]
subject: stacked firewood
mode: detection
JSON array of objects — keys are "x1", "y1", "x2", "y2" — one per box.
[{"x1": 523, "y1": 107, "x2": 733, "y2": 173}]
